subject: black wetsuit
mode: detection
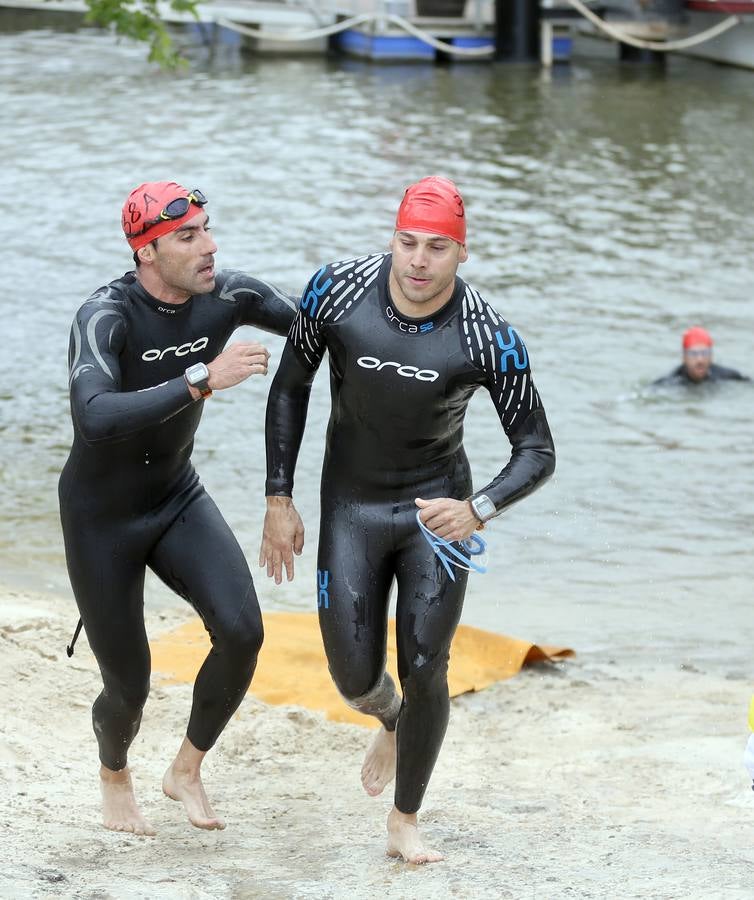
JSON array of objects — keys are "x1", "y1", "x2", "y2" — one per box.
[
  {"x1": 59, "y1": 269, "x2": 296, "y2": 771},
  {"x1": 653, "y1": 363, "x2": 750, "y2": 386},
  {"x1": 266, "y1": 253, "x2": 555, "y2": 813}
]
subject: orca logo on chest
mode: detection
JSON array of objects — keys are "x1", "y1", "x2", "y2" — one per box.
[{"x1": 142, "y1": 336, "x2": 209, "y2": 362}]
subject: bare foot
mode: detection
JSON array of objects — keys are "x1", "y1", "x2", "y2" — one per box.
[
  {"x1": 100, "y1": 766, "x2": 156, "y2": 836},
  {"x1": 162, "y1": 738, "x2": 225, "y2": 830},
  {"x1": 361, "y1": 727, "x2": 396, "y2": 797},
  {"x1": 386, "y1": 807, "x2": 444, "y2": 865}
]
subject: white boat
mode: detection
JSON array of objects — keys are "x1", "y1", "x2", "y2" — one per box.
[{"x1": 679, "y1": 0, "x2": 754, "y2": 69}]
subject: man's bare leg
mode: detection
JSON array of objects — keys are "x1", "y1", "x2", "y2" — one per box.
[
  {"x1": 162, "y1": 736, "x2": 226, "y2": 830},
  {"x1": 386, "y1": 806, "x2": 444, "y2": 864},
  {"x1": 361, "y1": 726, "x2": 397, "y2": 797},
  {"x1": 100, "y1": 765, "x2": 156, "y2": 836}
]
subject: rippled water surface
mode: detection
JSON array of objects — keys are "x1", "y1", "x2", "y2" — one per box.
[{"x1": 2, "y1": 19, "x2": 753, "y2": 668}]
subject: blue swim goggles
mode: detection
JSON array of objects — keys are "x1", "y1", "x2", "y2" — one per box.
[{"x1": 415, "y1": 510, "x2": 488, "y2": 582}]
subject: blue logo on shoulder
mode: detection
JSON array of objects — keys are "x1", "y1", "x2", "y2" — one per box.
[
  {"x1": 420, "y1": 322, "x2": 434, "y2": 333},
  {"x1": 317, "y1": 569, "x2": 330, "y2": 609},
  {"x1": 495, "y1": 327, "x2": 528, "y2": 372},
  {"x1": 301, "y1": 266, "x2": 333, "y2": 319}
]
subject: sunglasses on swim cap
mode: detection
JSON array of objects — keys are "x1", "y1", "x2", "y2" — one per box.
[{"x1": 130, "y1": 189, "x2": 208, "y2": 238}]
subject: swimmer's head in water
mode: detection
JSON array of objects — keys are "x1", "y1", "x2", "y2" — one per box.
[
  {"x1": 122, "y1": 182, "x2": 207, "y2": 250},
  {"x1": 395, "y1": 176, "x2": 466, "y2": 245},
  {"x1": 682, "y1": 326, "x2": 713, "y2": 381}
]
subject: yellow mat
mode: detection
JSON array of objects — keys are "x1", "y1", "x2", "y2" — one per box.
[{"x1": 150, "y1": 612, "x2": 573, "y2": 728}]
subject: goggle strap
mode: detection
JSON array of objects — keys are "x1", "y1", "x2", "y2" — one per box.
[{"x1": 416, "y1": 511, "x2": 488, "y2": 577}]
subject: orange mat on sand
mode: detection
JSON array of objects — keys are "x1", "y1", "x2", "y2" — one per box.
[{"x1": 150, "y1": 612, "x2": 573, "y2": 728}]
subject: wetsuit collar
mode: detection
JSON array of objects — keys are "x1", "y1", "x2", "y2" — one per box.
[
  {"x1": 131, "y1": 276, "x2": 195, "y2": 318},
  {"x1": 380, "y1": 253, "x2": 464, "y2": 335}
]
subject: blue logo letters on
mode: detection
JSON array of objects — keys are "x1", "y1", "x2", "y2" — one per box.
[
  {"x1": 317, "y1": 569, "x2": 330, "y2": 609},
  {"x1": 301, "y1": 266, "x2": 333, "y2": 319},
  {"x1": 495, "y1": 327, "x2": 528, "y2": 372}
]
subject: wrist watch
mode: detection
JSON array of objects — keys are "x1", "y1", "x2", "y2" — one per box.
[
  {"x1": 469, "y1": 493, "x2": 496, "y2": 523},
  {"x1": 184, "y1": 362, "x2": 212, "y2": 399}
]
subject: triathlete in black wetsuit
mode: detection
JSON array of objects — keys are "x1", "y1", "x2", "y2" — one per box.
[
  {"x1": 59, "y1": 181, "x2": 296, "y2": 835},
  {"x1": 260, "y1": 177, "x2": 555, "y2": 863},
  {"x1": 653, "y1": 326, "x2": 749, "y2": 386}
]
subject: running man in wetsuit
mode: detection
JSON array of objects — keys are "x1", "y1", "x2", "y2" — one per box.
[
  {"x1": 259, "y1": 177, "x2": 556, "y2": 863},
  {"x1": 653, "y1": 326, "x2": 750, "y2": 386},
  {"x1": 59, "y1": 181, "x2": 297, "y2": 836}
]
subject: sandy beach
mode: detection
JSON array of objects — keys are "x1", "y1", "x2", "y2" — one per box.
[{"x1": 2, "y1": 585, "x2": 752, "y2": 900}]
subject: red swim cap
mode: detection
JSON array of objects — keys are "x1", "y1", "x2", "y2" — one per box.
[
  {"x1": 682, "y1": 326, "x2": 713, "y2": 349},
  {"x1": 395, "y1": 176, "x2": 466, "y2": 245},
  {"x1": 122, "y1": 181, "x2": 205, "y2": 251}
]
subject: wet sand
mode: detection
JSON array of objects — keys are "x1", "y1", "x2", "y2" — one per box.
[{"x1": 2, "y1": 586, "x2": 752, "y2": 899}]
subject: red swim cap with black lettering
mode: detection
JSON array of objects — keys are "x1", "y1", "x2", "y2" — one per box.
[
  {"x1": 122, "y1": 181, "x2": 204, "y2": 251},
  {"x1": 395, "y1": 176, "x2": 466, "y2": 245},
  {"x1": 682, "y1": 326, "x2": 713, "y2": 349}
]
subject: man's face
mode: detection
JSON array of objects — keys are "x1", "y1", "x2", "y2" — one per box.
[
  {"x1": 144, "y1": 211, "x2": 217, "y2": 300},
  {"x1": 389, "y1": 230, "x2": 467, "y2": 307},
  {"x1": 684, "y1": 344, "x2": 712, "y2": 382}
]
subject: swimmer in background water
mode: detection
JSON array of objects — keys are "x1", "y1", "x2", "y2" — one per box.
[
  {"x1": 59, "y1": 181, "x2": 297, "y2": 836},
  {"x1": 652, "y1": 326, "x2": 750, "y2": 386},
  {"x1": 260, "y1": 176, "x2": 556, "y2": 864}
]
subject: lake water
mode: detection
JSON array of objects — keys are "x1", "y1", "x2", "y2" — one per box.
[{"x1": 1, "y1": 16, "x2": 753, "y2": 671}]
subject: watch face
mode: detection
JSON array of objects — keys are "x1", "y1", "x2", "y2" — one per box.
[
  {"x1": 186, "y1": 363, "x2": 208, "y2": 385},
  {"x1": 473, "y1": 495, "x2": 496, "y2": 520}
]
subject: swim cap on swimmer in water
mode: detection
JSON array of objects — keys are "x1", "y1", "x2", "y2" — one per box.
[
  {"x1": 122, "y1": 181, "x2": 206, "y2": 251},
  {"x1": 682, "y1": 326, "x2": 713, "y2": 349},
  {"x1": 395, "y1": 176, "x2": 466, "y2": 245}
]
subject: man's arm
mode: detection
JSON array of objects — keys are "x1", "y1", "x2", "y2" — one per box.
[
  {"x1": 70, "y1": 294, "x2": 272, "y2": 444},
  {"x1": 417, "y1": 318, "x2": 555, "y2": 541},
  {"x1": 469, "y1": 320, "x2": 555, "y2": 517},
  {"x1": 217, "y1": 270, "x2": 298, "y2": 337},
  {"x1": 259, "y1": 344, "x2": 318, "y2": 583},
  {"x1": 68, "y1": 298, "x2": 195, "y2": 444},
  {"x1": 260, "y1": 271, "x2": 329, "y2": 582},
  {"x1": 417, "y1": 409, "x2": 555, "y2": 541},
  {"x1": 651, "y1": 365, "x2": 685, "y2": 387},
  {"x1": 710, "y1": 363, "x2": 751, "y2": 382},
  {"x1": 472, "y1": 406, "x2": 556, "y2": 512},
  {"x1": 264, "y1": 342, "x2": 318, "y2": 497}
]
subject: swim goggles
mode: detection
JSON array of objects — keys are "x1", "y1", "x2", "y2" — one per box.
[
  {"x1": 130, "y1": 189, "x2": 208, "y2": 238},
  {"x1": 416, "y1": 510, "x2": 487, "y2": 582}
]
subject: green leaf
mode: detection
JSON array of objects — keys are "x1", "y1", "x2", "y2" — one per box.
[{"x1": 79, "y1": 0, "x2": 200, "y2": 69}]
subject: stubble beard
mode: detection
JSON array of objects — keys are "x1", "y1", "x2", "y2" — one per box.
[{"x1": 397, "y1": 271, "x2": 453, "y2": 307}]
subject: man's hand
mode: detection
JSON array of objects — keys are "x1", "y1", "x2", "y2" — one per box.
[
  {"x1": 208, "y1": 342, "x2": 271, "y2": 390},
  {"x1": 259, "y1": 496, "x2": 305, "y2": 584},
  {"x1": 415, "y1": 497, "x2": 480, "y2": 543}
]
